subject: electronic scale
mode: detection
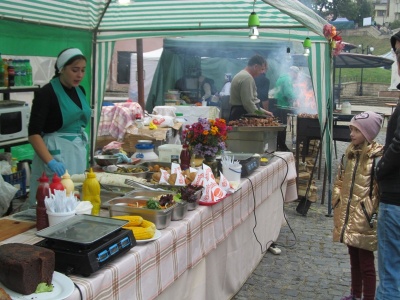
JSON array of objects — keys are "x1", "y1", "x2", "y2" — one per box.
[
  {"x1": 35, "y1": 215, "x2": 136, "y2": 277},
  {"x1": 218, "y1": 153, "x2": 260, "y2": 178}
]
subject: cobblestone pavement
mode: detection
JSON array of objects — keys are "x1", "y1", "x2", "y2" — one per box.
[{"x1": 232, "y1": 121, "x2": 387, "y2": 300}]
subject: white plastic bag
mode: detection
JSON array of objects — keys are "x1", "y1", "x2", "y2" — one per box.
[{"x1": 0, "y1": 175, "x2": 18, "y2": 216}]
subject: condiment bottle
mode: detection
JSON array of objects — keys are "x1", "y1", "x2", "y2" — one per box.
[
  {"x1": 82, "y1": 168, "x2": 101, "y2": 215},
  {"x1": 61, "y1": 170, "x2": 74, "y2": 197},
  {"x1": 180, "y1": 144, "x2": 190, "y2": 170},
  {"x1": 50, "y1": 173, "x2": 65, "y2": 194},
  {"x1": 36, "y1": 172, "x2": 50, "y2": 230}
]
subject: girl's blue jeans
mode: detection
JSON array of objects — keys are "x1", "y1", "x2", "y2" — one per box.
[{"x1": 376, "y1": 202, "x2": 400, "y2": 300}]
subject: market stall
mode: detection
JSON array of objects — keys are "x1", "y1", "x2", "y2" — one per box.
[
  {"x1": 0, "y1": 0, "x2": 332, "y2": 170},
  {"x1": 0, "y1": 152, "x2": 297, "y2": 300}
]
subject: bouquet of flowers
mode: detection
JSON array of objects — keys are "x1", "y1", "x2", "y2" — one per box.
[{"x1": 182, "y1": 118, "x2": 232, "y2": 157}]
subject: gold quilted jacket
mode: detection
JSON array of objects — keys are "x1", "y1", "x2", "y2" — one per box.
[{"x1": 332, "y1": 142, "x2": 383, "y2": 251}]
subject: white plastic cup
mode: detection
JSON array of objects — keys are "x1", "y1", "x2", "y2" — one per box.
[
  {"x1": 222, "y1": 164, "x2": 242, "y2": 188},
  {"x1": 202, "y1": 100, "x2": 207, "y2": 106},
  {"x1": 46, "y1": 210, "x2": 76, "y2": 226}
]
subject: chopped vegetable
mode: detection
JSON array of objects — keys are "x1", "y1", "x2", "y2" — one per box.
[
  {"x1": 35, "y1": 283, "x2": 54, "y2": 293},
  {"x1": 146, "y1": 199, "x2": 161, "y2": 210},
  {"x1": 159, "y1": 194, "x2": 174, "y2": 207},
  {"x1": 173, "y1": 193, "x2": 182, "y2": 203}
]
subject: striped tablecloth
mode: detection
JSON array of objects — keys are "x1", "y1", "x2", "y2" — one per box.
[{"x1": 1, "y1": 152, "x2": 297, "y2": 300}]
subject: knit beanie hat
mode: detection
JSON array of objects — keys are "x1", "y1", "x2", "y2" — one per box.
[
  {"x1": 391, "y1": 31, "x2": 400, "y2": 51},
  {"x1": 350, "y1": 111, "x2": 383, "y2": 143}
]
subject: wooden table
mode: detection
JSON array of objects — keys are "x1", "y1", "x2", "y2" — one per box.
[{"x1": 385, "y1": 102, "x2": 398, "y2": 114}]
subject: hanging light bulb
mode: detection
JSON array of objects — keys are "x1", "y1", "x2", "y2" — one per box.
[
  {"x1": 248, "y1": 1, "x2": 260, "y2": 39},
  {"x1": 117, "y1": 0, "x2": 132, "y2": 5},
  {"x1": 286, "y1": 47, "x2": 291, "y2": 61},
  {"x1": 303, "y1": 37, "x2": 312, "y2": 56}
]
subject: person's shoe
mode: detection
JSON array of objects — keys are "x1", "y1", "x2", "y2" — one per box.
[{"x1": 340, "y1": 295, "x2": 355, "y2": 300}]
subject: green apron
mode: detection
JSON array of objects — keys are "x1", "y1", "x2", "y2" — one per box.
[{"x1": 28, "y1": 78, "x2": 91, "y2": 208}]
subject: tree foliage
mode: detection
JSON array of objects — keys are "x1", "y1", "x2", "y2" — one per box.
[{"x1": 299, "y1": 0, "x2": 372, "y2": 25}]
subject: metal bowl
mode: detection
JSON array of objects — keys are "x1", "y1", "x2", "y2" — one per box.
[
  {"x1": 94, "y1": 155, "x2": 118, "y2": 167},
  {"x1": 105, "y1": 165, "x2": 149, "y2": 178}
]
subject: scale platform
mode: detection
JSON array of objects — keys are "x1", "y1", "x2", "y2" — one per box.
[{"x1": 35, "y1": 215, "x2": 136, "y2": 277}]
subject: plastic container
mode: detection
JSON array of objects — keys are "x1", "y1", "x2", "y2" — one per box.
[
  {"x1": 50, "y1": 173, "x2": 65, "y2": 194},
  {"x1": 132, "y1": 143, "x2": 159, "y2": 162},
  {"x1": 158, "y1": 144, "x2": 182, "y2": 163},
  {"x1": 35, "y1": 172, "x2": 50, "y2": 230},
  {"x1": 2, "y1": 169, "x2": 27, "y2": 199},
  {"x1": 341, "y1": 101, "x2": 351, "y2": 115},
  {"x1": 61, "y1": 170, "x2": 74, "y2": 197},
  {"x1": 82, "y1": 168, "x2": 101, "y2": 215},
  {"x1": 47, "y1": 210, "x2": 76, "y2": 226},
  {"x1": 222, "y1": 163, "x2": 242, "y2": 189},
  {"x1": 180, "y1": 144, "x2": 190, "y2": 170}
]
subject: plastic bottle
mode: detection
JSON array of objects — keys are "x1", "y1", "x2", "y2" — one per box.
[
  {"x1": 25, "y1": 59, "x2": 33, "y2": 86},
  {"x1": 20, "y1": 59, "x2": 27, "y2": 86},
  {"x1": 7, "y1": 61, "x2": 15, "y2": 87},
  {"x1": 14, "y1": 60, "x2": 21, "y2": 86},
  {"x1": 3, "y1": 59, "x2": 8, "y2": 88},
  {"x1": 49, "y1": 173, "x2": 65, "y2": 194},
  {"x1": 180, "y1": 144, "x2": 190, "y2": 170},
  {"x1": 11, "y1": 157, "x2": 18, "y2": 173},
  {"x1": 61, "y1": 170, "x2": 74, "y2": 197},
  {"x1": 0, "y1": 54, "x2": 4, "y2": 87},
  {"x1": 36, "y1": 172, "x2": 50, "y2": 230},
  {"x1": 82, "y1": 168, "x2": 101, "y2": 215}
]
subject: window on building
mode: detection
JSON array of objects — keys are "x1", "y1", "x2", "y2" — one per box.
[{"x1": 117, "y1": 51, "x2": 134, "y2": 84}]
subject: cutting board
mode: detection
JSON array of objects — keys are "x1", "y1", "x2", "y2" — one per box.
[{"x1": 0, "y1": 219, "x2": 36, "y2": 242}]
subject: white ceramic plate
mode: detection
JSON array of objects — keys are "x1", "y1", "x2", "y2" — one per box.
[
  {"x1": 136, "y1": 229, "x2": 161, "y2": 244},
  {"x1": 0, "y1": 271, "x2": 74, "y2": 300}
]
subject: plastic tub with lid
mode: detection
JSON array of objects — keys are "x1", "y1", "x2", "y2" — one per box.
[{"x1": 131, "y1": 143, "x2": 159, "y2": 162}]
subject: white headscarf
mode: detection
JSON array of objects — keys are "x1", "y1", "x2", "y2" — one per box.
[{"x1": 56, "y1": 48, "x2": 84, "y2": 71}]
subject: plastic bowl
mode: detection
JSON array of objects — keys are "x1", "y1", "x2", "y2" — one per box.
[{"x1": 94, "y1": 155, "x2": 119, "y2": 167}]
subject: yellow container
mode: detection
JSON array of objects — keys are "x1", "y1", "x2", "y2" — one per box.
[{"x1": 82, "y1": 168, "x2": 101, "y2": 215}]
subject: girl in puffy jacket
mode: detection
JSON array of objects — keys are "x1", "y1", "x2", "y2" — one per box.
[{"x1": 332, "y1": 111, "x2": 383, "y2": 300}]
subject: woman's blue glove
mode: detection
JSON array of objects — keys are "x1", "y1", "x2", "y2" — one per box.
[
  {"x1": 113, "y1": 153, "x2": 131, "y2": 164},
  {"x1": 47, "y1": 159, "x2": 66, "y2": 177}
]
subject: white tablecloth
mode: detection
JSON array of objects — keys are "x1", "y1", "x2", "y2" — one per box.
[{"x1": 1, "y1": 152, "x2": 297, "y2": 300}]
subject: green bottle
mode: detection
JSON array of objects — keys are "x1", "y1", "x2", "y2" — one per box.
[{"x1": 0, "y1": 53, "x2": 5, "y2": 87}]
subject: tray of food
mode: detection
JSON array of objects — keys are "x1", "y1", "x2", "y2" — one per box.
[
  {"x1": 103, "y1": 164, "x2": 149, "y2": 178},
  {"x1": 107, "y1": 191, "x2": 178, "y2": 229}
]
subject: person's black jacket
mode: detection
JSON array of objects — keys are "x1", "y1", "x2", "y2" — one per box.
[{"x1": 376, "y1": 104, "x2": 400, "y2": 206}]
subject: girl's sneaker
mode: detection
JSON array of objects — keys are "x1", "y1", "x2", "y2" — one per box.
[{"x1": 341, "y1": 296, "x2": 355, "y2": 300}]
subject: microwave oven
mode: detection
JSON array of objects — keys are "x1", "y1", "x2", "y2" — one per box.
[{"x1": 0, "y1": 104, "x2": 30, "y2": 142}]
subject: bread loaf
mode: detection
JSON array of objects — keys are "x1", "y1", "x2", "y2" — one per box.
[{"x1": 0, "y1": 243, "x2": 55, "y2": 295}]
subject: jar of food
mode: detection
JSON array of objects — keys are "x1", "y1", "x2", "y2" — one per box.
[{"x1": 132, "y1": 143, "x2": 159, "y2": 162}]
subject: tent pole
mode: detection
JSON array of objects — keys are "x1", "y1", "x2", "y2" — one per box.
[
  {"x1": 137, "y1": 39, "x2": 145, "y2": 110},
  {"x1": 89, "y1": 34, "x2": 97, "y2": 167}
]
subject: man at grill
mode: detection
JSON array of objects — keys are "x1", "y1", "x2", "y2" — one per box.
[{"x1": 229, "y1": 54, "x2": 273, "y2": 121}]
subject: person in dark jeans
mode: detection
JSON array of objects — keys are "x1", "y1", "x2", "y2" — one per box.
[{"x1": 375, "y1": 47, "x2": 400, "y2": 300}]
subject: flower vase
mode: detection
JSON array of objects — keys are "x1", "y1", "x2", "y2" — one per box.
[{"x1": 203, "y1": 155, "x2": 219, "y2": 178}]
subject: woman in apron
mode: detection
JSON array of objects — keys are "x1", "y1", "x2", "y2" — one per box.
[{"x1": 26, "y1": 48, "x2": 91, "y2": 208}]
